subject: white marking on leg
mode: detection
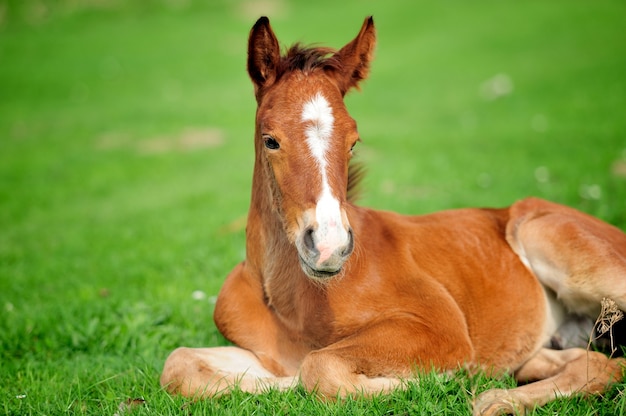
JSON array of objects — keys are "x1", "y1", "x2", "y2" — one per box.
[{"x1": 302, "y1": 93, "x2": 348, "y2": 264}]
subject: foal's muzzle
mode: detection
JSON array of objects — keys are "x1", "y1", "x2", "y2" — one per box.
[{"x1": 297, "y1": 227, "x2": 354, "y2": 279}]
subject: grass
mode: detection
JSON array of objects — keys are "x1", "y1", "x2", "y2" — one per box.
[{"x1": 1, "y1": 0, "x2": 625, "y2": 414}]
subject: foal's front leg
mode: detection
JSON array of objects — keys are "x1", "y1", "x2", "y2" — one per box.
[
  {"x1": 160, "y1": 346, "x2": 298, "y2": 397},
  {"x1": 161, "y1": 262, "x2": 307, "y2": 397},
  {"x1": 299, "y1": 316, "x2": 474, "y2": 398}
]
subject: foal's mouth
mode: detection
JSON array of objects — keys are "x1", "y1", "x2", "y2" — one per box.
[{"x1": 298, "y1": 256, "x2": 343, "y2": 280}]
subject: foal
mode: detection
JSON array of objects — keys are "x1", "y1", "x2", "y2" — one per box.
[{"x1": 161, "y1": 17, "x2": 626, "y2": 415}]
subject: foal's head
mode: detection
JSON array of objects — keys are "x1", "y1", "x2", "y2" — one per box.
[{"x1": 247, "y1": 17, "x2": 375, "y2": 281}]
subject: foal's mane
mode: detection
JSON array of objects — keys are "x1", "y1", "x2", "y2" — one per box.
[
  {"x1": 347, "y1": 163, "x2": 365, "y2": 203},
  {"x1": 275, "y1": 44, "x2": 366, "y2": 203}
]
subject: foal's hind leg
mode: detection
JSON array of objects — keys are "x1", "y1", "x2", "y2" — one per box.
[
  {"x1": 474, "y1": 348, "x2": 625, "y2": 416},
  {"x1": 506, "y1": 197, "x2": 626, "y2": 316}
]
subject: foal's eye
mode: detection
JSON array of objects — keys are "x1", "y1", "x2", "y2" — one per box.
[{"x1": 263, "y1": 135, "x2": 280, "y2": 150}]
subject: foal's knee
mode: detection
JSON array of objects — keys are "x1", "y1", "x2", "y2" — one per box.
[
  {"x1": 160, "y1": 347, "x2": 198, "y2": 395},
  {"x1": 300, "y1": 350, "x2": 357, "y2": 398},
  {"x1": 160, "y1": 347, "x2": 187, "y2": 393},
  {"x1": 300, "y1": 350, "x2": 402, "y2": 398}
]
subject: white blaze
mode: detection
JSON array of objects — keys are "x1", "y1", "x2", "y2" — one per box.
[{"x1": 301, "y1": 93, "x2": 348, "y2": 265}]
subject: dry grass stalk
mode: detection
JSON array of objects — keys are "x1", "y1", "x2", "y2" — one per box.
[{"x1": 588, "y1": 298, "x2": 624, "y2": 356}]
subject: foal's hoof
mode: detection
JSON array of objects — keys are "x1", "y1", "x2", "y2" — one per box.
[{"x1": 473, "y1": 389, "x2": 526, "y2": 416}]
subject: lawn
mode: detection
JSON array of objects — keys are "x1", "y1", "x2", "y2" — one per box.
[{"x1": 1, "y1": 0, "x2": 625, "y2": 415}]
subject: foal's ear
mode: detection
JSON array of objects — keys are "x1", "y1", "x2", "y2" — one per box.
[
  {"x1": 248, "y1": 16, "x2": 281, "y2": 96},
  {"x1": 331, "y1": 16, "x2": 376, "y2": 95}
]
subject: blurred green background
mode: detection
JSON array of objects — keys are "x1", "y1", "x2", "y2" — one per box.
[{"x1": 1, "y1": 0, "x2": 625, "y2": 414}]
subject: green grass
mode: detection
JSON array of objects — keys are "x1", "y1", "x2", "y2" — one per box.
[{"x1": 1, "y1": 0, "x2": 625, "y2": 414}]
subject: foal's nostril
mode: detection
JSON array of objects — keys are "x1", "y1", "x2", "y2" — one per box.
[
  {"x1": 303, "y1": 227, "x2": 316, "y2": 253},
  {"x1": 342, "y1": 229, "x2": 355, "y2": 257}
]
